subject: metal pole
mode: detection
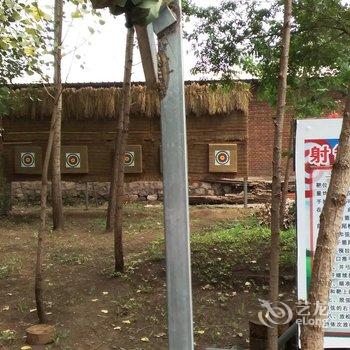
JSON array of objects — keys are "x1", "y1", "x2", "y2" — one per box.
[
  {"x1": 278, "y1": 322, "x2": 297, "y2": 349},
  {"x1": 85, "y1": 182, "x2": 89, "y2": 211},
  {"x1": 92, "y1": 182, "x2": 98, "y2": 207},
  {"x1": 244, "y1": 177, "x2": 248, "y2": 208},
  {"x1": 158, "y1": 2, "x2": 194, "y2": 349}
]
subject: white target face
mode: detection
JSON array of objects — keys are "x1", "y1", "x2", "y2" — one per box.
[
  {"x1": 65, "y1": 153, "x2": 81, "y2": 168},
  {"x1": 124, "y1": 151, "x2": 135, "y2": 167},
  {"x1": 215, "y1": 150, "x2": 231, "y2": 166},
  {"x1": 20, "y1": 152, "x2": 35, "y2": 168}
]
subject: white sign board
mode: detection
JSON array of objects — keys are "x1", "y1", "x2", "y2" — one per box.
[{"x1": 296, "y1": 119, "x2": 350, "y2": 348}]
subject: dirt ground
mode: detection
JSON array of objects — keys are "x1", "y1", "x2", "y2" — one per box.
[{"x1": 0, "y1": 204, "x2": 296, "y2": 350}]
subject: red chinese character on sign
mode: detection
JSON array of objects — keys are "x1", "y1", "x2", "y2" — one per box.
[
  {"x1": 309, "y1": 145, "x2": 332, "y2": 166},
  {"x1": 333, "y1": 144, "x2": 338, "y2": 159}
]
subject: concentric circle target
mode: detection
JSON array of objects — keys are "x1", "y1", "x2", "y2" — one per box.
[
  {"x1": 124, "y1": 151, "x2": 135, "y2": 167},
  {"x1": 21, "y1": 152, "x2": 35, "y2": 168},
  {"x1": 215, "y1": 150, "x2": 230, "y2": 166},
  {"x1": 66, "y1": 153, "x2": 81, "y2": 168}
]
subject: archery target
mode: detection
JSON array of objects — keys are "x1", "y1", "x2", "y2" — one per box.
[
  {"x1": 209, "y1": 143, "x2": 237, "y2": 173},
  {"x1": 215, "y1": 150, "x2": 231, "y2": 166},
  {"x1": 124, "y1": 151, "x2": 135, "y2": 167},
  {"x1": 20, "y1": 152, "x2": 35, "y2": 168},
  {"x1": 65, "y1": 152, "x2": 81, "y2": 168}
]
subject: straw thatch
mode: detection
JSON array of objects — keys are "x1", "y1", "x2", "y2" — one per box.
[{"x1": 7, "y1": 82, "x2": 251, "y2": 120}]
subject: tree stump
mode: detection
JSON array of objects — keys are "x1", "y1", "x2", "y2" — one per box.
[{"x1": 26, "y1": 324, "x2": 55, "y2": 345}]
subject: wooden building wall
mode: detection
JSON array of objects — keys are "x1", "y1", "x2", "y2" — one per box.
[{"x1": 3, "y1": 111, "x2": 248, "y2": 183}]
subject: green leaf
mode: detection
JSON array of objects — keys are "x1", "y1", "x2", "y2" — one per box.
[{"x1": 71, "y1": 9, "x2": 83, "y2": 18}]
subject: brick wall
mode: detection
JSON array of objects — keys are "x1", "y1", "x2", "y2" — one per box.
[
  {"x1": 4, "y1": 111, "x2": 248, "y2": 182},
  {"x1": 248, "y1": 93, "x2": 293, "y2": 178}
]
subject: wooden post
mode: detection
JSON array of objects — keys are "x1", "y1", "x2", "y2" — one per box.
[{"x1": 85, "y1": 182, "x2": 89, "y2": 210}]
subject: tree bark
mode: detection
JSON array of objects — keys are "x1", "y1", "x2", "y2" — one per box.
[
  {"x1": 268, "y1": 1, "x2": 292, "y2": 349},
  {"x1": 301, "y1": 86, "x2": 350, "y2": 349},
  {"x1": 35, "y1": 0, "x2": 64, "y2": 323},
  {"x1": 106, "y1": 27, "x2": 134, "y2": 271},
  {"x1": 36, "y1": 96, "x2": 62, "y2": 324},
  {"x1": 51, "y1": 0, "x2": 64, "y2": 232},
  {"x1": 279, "y1": 119, "x2": 294, "y2": 228},
  {"x1": 0, "y1": 117, "x2": 11, "y2": 216}
]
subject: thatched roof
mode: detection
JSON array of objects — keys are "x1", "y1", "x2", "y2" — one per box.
[{"x1": 7, "y1": 82, "x2": 251, "y2": 120}]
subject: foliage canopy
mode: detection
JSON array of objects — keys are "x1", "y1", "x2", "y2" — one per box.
[{"x1": 184, "y1": 0, "x2": 350, "y2": 116}]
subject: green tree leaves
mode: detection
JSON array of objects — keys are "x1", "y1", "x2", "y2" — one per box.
[
  {"x1": 185, "y1": 0, "x2": 350, "y2": 117},
  {"x1": 0, "y1": 0, "x2": 51, "y2": 114}
]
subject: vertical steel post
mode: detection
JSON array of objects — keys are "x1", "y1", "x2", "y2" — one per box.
[
  {"x1": 158, "y1": 1, "x2": 194, "y2": 349},
  {"x1": 85, "y1": 182, "x2": 89, "y2": 211},
  {"x1": 244, "y1": 177, "x2": 248, "y2": 208}
]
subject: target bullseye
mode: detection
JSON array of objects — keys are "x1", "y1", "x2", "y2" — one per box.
[
  {"x1": 124, "y1": 151, "x2": 135, "y2": 167},
  {"x1": 20, "y1": 152, "x2": 35, "y2": 168},
  {"x1": 65, "y1": 153, "x2": 81, "y2": 168},
  {"x1": 215, "y1": 150, "x2": 231, "y2": 166}
]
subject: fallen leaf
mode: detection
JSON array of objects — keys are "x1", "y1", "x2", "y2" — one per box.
[
  {"x1": 2, "y1": 305, "x2": 9, "y2": 311},
  {"x1": 155, "y1": 332, "x2": 166, "y2": 338},
  {"x1": 141, "y1": 337, "x2": 150, "y2": 342},
  {"x1": 122, "y1": 320, "x2": 131, "y2": 324}
]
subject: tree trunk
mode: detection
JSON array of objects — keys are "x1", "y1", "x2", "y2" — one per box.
[
  {"x1": 301, "y1": 86, "x2": 350, "y2": 349},
  {"x1": 107, "y1": 27, "x2": 135, "y2": 271},
  {"x1": 279, "y1": 119, "x2": 294, "y2": 228},
  {"x1": 35, "y1": 0, "x2": 64, "y2": 323},
  {"x1": 51, "y1": 0, "x2": 64, "y2": 232},
  {"x1": 36, "y1": 98, "x2": 62, "y2": 324},
  {"x1": 0, "y1": 117, "x2": 11, "y2": 216},
  {"x1": 267, "y1": 1, "x2": 292, "y2": 349}
]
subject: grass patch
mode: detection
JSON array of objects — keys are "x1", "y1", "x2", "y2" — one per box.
[
  {"x1": 50, "y1": 248, "x2": 92, "y2": 266},
  {"x1": 0, "y1": 329, "x2": 17, "y2": 344},
  {"x1": 146, "y1": 218, "x2": 296, "y2": 286},
  {"x1": 0, "y1": 257, "x2": 22, "y2": 279},
  {"x1": 89, "y1": 203, "x2": 163, "y2": 233}
]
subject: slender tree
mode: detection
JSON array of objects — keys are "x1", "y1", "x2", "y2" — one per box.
[
  {"x1": 280, "y1": 120, "x2": 294, "y2": 228},
  {"x1": 268, "y1": 1, "x2": 292, "y2": 349},
  {"x1": 35, "y1": 97, "x2": 60, "y2": 323},
  {"x1": 107, "y1": 26, "x2": 135, "y2": 271},
  {"x1": 35, "y1": 0, "x2": 64, "y2": 323},
  {"x1": 51, "y1": 0, "x2": 64, "y2": 231},
  {"x1": 301, "y1": 86, "x2": 350, "y2": 348}
]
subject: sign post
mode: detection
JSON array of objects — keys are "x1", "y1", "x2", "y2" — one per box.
[
  {"x1": 296, "y1": 119, "x2": 350, "y2": 348},
  {"x1": 157, "y1": 2, "x2": 194, "y2": 349}
]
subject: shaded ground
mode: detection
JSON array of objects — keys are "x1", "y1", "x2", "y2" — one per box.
[{"x1": 0, "y1": 204, "x2": 296, "y2": 350}]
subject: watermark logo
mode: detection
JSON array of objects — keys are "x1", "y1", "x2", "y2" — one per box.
[
  {"x1": 258, "y1": 299, "x2": 293, "y2": 328},
  {"x1": 258, "y1": 299, "x2": 328, "y2": 328}
]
